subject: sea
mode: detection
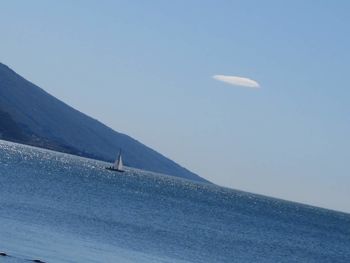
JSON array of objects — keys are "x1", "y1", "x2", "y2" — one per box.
[{"x1": 0, "y1": 140, "x2": 349, "y2": 263}]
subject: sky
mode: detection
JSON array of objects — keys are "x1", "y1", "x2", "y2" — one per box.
[{"x1": 0, "y1": 0, "x2": 349, "y2": 213}]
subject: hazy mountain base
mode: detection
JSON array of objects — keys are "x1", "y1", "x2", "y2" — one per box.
[{"x1": 0, "y1": 107, "x2": 108, "y2": 164}]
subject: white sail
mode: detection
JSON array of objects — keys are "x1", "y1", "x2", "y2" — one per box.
[
  {"x1": 117, "y1": 154, "x2": 123, "y2": 171},
  {"x1": 113, "y1": 151, "x2": 124, "y2": 171}
]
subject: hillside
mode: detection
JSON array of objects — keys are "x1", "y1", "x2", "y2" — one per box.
[{"x1": 0, "y1": 62, "x2": 208, "y2": 183}]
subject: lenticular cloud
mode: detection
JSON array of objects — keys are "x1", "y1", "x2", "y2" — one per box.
[{"x1": 213, "y1": 75, "x2": 260, "y2": 88}]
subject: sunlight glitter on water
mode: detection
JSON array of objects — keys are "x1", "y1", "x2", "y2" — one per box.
[{"x1": 0, "y1": 140, "x2": 350, "y2": 263}]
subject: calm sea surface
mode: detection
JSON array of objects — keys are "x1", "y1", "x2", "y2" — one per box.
[{"x1": 0, "y1": 140, "x2": 349, "y2": 262}]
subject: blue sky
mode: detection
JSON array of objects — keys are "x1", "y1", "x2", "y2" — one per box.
[{"x1": 1, "y1": 1, "x2": 350, "y2": 212}]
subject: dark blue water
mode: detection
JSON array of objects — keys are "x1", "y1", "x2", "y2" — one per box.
[{"x1": 0, "y1": 140, "x2": 349, "y2": 262}]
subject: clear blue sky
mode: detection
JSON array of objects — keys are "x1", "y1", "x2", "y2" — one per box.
[{"x1": 1, "y1": 0, "x2": 349, "y2": 212}]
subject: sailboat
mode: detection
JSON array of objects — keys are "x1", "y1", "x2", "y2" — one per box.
[{"x1": 106, "y1": 150, "x2": 125, "y2": 172}]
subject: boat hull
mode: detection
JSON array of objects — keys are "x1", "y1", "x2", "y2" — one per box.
[{"x1": 105, "y1": 167, "x2": 125, "y2": 173}]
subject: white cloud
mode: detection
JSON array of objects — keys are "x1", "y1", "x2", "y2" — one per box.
[{"x1": 213, "y1": 75, "x2": 260, "y2": 88}]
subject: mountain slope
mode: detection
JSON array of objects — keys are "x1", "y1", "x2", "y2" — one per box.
[{"x1": 0, "y1": 62, "x2": 208, "y2": 183}]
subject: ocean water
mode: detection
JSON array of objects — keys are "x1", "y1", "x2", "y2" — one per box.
[{"x1": 0, "y1": 140, "x2": 349, "y2": 263}]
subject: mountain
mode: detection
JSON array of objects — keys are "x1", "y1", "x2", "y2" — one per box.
[{"x1": 0, "y1": 62, "x2": 208, "y2": 183}]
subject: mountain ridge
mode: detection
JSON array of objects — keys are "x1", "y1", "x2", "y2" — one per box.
[{"x1": 0, "y1": 62, "x2": 209, "y2": 183}]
